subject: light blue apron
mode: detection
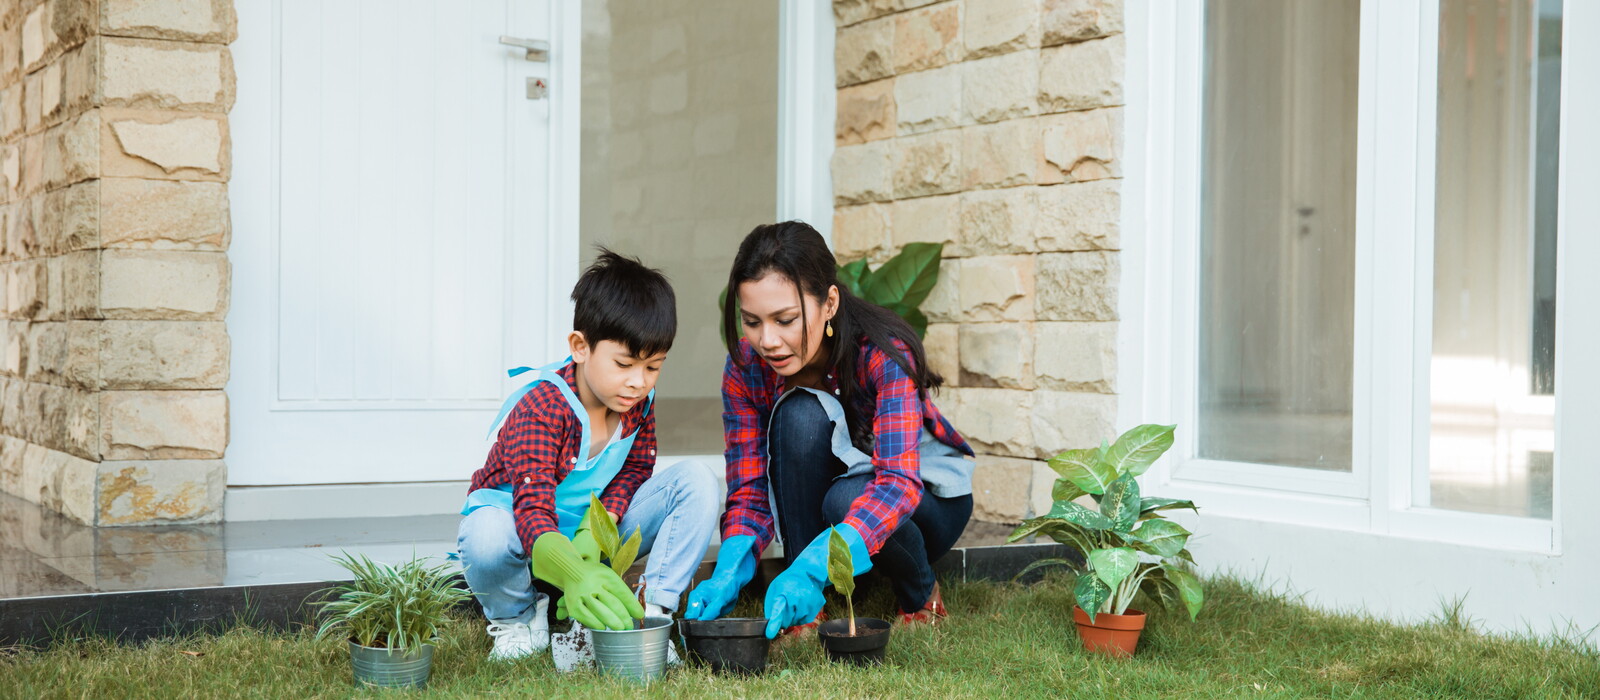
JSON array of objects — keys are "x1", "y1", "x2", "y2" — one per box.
[{"x1": 461, "y1": 357, "x2": 654, "y2": 538}]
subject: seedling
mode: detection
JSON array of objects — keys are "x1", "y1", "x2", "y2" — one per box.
[
  {"x1": 827, "y1": 528, "x2": 857, "y2": 636},
  {"x1": 583, "y1": 493, "x2": 644, "y2": 625}
]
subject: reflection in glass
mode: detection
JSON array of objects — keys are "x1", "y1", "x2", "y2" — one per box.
[
  {"x1": 578, "y1": 1, "x2": 779, "y2": 454},
  {"x1": 1198, "y1": 0, "x2": 1360, "y2": 470},
  {"x1": 1428, "y1": 0, "x2": 1561, "y2": 519}
]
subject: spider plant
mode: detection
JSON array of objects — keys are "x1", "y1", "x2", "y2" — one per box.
[{"x1": 313, "y1": 551, "x2": 472, "y2": 651}]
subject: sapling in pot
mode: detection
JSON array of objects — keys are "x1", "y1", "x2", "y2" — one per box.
[
  {"x1": 818, "y1": 528, "x2": 891, "y2": 665},
  {"x1": 564, "y1": 493, "x2": 673, "y2": 682}
]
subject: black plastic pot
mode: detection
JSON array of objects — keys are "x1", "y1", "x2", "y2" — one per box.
[
  {"x1": 678, "y1": 618, "x2": 769, "y2": 674},
  {"x1": 818, "y1": 618, "x2": 891, "y2": 666}
]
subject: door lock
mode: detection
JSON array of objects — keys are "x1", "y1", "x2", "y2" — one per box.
[{"x1": 499, "y1": 35, "x2": 550, "y2": 62}]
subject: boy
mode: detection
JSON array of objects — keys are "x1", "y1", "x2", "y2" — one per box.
[{"x1": 457, "y1": 250, "x2": 719, "y2": 662}]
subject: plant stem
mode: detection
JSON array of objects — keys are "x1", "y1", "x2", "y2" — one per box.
[{"x1": 847, "y1": 593, "x2": 856, "y2": 636}]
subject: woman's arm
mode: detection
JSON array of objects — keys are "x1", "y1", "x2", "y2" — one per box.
[
  {"x1": 839, "y1": 340, "x2": 927, "y2": 553},
  {"x1": 719, "y1": 354, "x2": 777, "y2": 552}
]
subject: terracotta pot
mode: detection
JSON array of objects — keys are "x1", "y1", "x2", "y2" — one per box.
[{"x1": 1072, "y1": 606, "x2": 1146, "y2": 658}]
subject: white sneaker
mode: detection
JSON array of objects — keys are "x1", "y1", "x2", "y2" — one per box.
[{"x1": 486, "y1": 594, "x2": 549, "y2": 661}]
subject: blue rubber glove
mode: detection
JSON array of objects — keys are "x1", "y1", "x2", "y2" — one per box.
[
  {"x1": 684, "y1": 535, "x2": 758, "y2": 621},
  {"x1": 762, "y1": 524, "x2": 872, "y2": 639}
]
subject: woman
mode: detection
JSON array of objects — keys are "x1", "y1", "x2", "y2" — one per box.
[{"x1": 683, "y1": 221, "x2": 975, "y2": 638}]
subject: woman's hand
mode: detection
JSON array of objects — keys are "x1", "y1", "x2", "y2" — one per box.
[
  {"x1": 684, "y1": 535, "x2": 758, "y2": 620},
  {"x1": 761, "y1": 525, "x2": 871, "y2": 638}
]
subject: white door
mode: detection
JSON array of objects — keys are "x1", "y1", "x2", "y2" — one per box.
[{"x1": 228, "y1": 0, "x2": 579, "y2": 485}]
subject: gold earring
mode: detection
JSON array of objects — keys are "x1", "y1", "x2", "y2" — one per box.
[{"x1": 826, "y1": 320, "x2": 834, "y2": 338}]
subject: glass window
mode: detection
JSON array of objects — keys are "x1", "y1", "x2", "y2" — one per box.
[
  {"x1": 1197, "y1": 0, "x2": 1361, "y2": 470},
  {"x1": 1428, "y1": 0, "x2": 1561, "y2": 518},
  {"x1": 577, "y1": 1, "x2": 779, "y2": 455}
]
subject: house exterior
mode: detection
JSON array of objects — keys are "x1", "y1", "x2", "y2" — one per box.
[{"x1": 3, "y1": 0, "x2": 1597, "y2": 638}]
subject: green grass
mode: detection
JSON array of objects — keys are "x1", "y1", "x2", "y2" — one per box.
[{"x1": 2, "y1": 574, "x2": 1595, "y2": 699}]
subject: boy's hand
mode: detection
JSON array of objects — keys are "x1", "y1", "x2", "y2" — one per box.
[
  {"x1": 531, "y1": 531, "x2": 644, "y2": 630},
  {"x1": 571, "y1": 528, "x2": 601, "y2": 563}
]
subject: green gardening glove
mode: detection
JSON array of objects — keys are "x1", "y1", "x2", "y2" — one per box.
[{"x1": 530, "y1": 531, "x2": 644, "y2": 630}]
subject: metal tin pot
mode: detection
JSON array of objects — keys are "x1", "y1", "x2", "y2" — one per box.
[
  {"x1": 348, "y1": 641, "x2": 433, "y2": 688},
  {"x1": 589, "y1": 616, "x2": 674, "y2": 682}
]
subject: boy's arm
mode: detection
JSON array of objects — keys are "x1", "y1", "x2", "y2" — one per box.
[
  {"x1": 598, "y1": 410, "x2": 655, "y2": 519},
  {"x1": 502, "y1": 397, "x2": 573, "y2": 555}
]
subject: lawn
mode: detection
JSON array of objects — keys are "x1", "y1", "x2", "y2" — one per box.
[{"x1": 1, "y1": 574, "x2": 1594, "y2": 699}]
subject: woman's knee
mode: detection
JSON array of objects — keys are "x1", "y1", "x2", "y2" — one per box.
[
  {"x1": 821, "y1": 475, "x2": 872, "y2": 524},
  {"x1": 770, "y1": 393, "x2": 831, "y2": 445}
]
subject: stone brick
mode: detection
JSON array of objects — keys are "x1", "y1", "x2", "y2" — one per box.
[
  {"x1": 100, "y1": 108, "x2": 229, "y2": 181},
  {"x1": 961, "y1": 254, "x2": 1034, "y2": 321},
  {"x1": 49, "y1": 249, "x2": 99, "y2": 319},
  {"x1": 100, "y1": 250, "x2": 228, "y2": 320},
  {"x1": 889, "y1": 193, "x2": 958, "y2": 253},
  {"x1": 834, "y1": 0, "x2": 878, "y2": 27},
  {"x1": 960, "y1": 185, "x2": 1037, "y2": 255},
  {"x1": 1039, "y1": 34, "x2": 1124, "y2": 113},
  {"x1": 100, "y1": 178, "x2": 228, "y2": 250},
  {"x1": 833, "y1": 203, "x2": 890, "y2": 261},
  {"x1": 964, "y1": 0, "x2": 1040, "y2": 58},
  {"x1": 894, "y1": 63, "x2": 960, "y2": 136},
  {"x1": 100, "y1": 390, "x2": 227, "y2": 460},
  {"x1": 56, "y1": 37, "x2": 100, "y2": 123},
  {"x1": 100, "y1": 320, "x2": 228, "y2": 390},
  {"x1": 1037, "y1": 180, "x2": 1119, "y2": 251},
  {"x1": 101, "y1": 0, "x2": 239, "y2": 44},
  {"x1": 963, "y1": 50, "x2": 1038, "y2": 124},
  {"x1": 836, "y1": 78, "x2": 896, "y2": 145},
  {"x1": 21, "y1": 5, "x2": 50, "y2": 72},
  {"x1": 5, "y1": 196, "x2": 40, "y2": 260},
  {"x1": 1039, "y1": 107, "x2": 1122, "y2": 183},
  {"x1": 1043, "y1": 0, "x2": 1124, "y2": 46},
  {"x1": 971, "y1": 454, "x2": 1038, "y2": 523},
  {"x1": 0, "y1": 23, "x2": 21, "y2": 89},
  {"x1": 45, "y1": 109, "x2": 100, "y2": 190},
  {"x1": 1035, "y1": 321, "x2": 1115, "y2": 392},
  {"x1": 6, "y1": 258, "x2": 46, "y2": 317},
  {"x1": 921, "y1": 258, "x2": 961, "y2": 322},
  {"x1": 0, "y1": 434, "x2": 27, "y2": 499},
  {"x1": 836, "y1": 16, "x2": 893, "y2": 88},
  {"x1": 23, "y1": 320, "x2": 98, "y2": 389},
  {"x1": 1036, "y1": 251, "x2": 1117, "y2": 321},
  {"x1": 948, "y1": 386, "x2": 1034, "y2": 457},
  {"x1": 893, "y1": 129, "x2": 961, "y2": 198},
  {"x1": 962, "y1": 118, "x2": 1038, "y2": 190},
  {"x1": 21, "y1": 443, "x2": 97, "y2": 524},
  {"x1": 41, "y1": 179, "x2": 99, "y2": 254},
  {"x1": 960, "y1": 322, "x2": 1033, "y2": 389},
  {"x1": 16, "y1": 381, "x2": 98, "y2": 460},
  {"x1": 22, "y1": 68, "x2": 44, "y2": 134},
  {"x1": 22, "y1": 0, "x2": 95, "y2": 75},
  {"x1": 1030, "y1": 390, "x2": 1115, "y2": 458},
  {"x1": 924, "y1": 322, "x2": 958, "y2": 386},
  {"x1": 832, "y1": 139, "x2": 894, "y2": 205},
  {"x1": 1, "y1": 321, "x2": 18, "y2": 375},
  {"x1": 96, "y1": 459, "x2": 225, "y2": 525},
  {"x1": 102, "y1": 38, "x2": 235, "y2": 113},
  {"x1": 895, "y1": 2, "x2": 961, "y2": 73},
  {"x1": 1, "y1": 86, "x2": 22, "y2": 141},
  {"x1": 3, "y1": 142, "x2": 24, "y2": 202}
]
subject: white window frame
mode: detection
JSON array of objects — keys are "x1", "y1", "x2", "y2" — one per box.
[{"x1": 1122, "y1": 1, "x2": 1584, "y2": 553}]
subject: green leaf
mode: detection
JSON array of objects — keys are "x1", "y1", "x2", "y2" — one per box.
[
  {"x1": 1009, "y1": 516, "x2": 1068, "y2": 543},
  {"x1": 884, "y1": 303, "x2": 929, "y2": 339},
  {"x1": 836, "y1": 259, "x2": 870, "y2": 298},
  {"x1": 1100, "y1": 473, "x2": 1142, "y2": 532},
  {"x1": 586, "y1": 493, "x2": 619, "y2": 558},
  {"x1": 1138, "y1": 573, "x2": 1181, "y2": 612},
  {"x1": 1102, "y1": 424, "x2": 1176, "y2": 477},
  {"x1": 1011, "y1": 557, "x2": 1081, "y2": 581},
  {"x1": 1047, "y1": 500, "x2": 1115, "y2": 531},
  {"x1": 1128, "y1": 519, "x2": 1191, "y2": 558},
  {"x1": 1052, "y1": 478, "x2": 1087, "y2": 503},
  {"x1": 827, "y1": 529, "x2": 856, "y2": 598},
  {"x1": 1165, "y1": 567, "x2": 1205, "y2": 621},
  {"x1": 610, "y1": 527, "x2": 642, "y2": 578},
  {"x1": 1088, "y1": 547, "x2": 1138, "y2": 590},
  {"x1": 862, "y1": 242, "x2": 942, "y2": 309},
  {"x1": 1075, "y1": 575, "x2": 1112, "y2": 623},
  {"x1": 1139, "y1": 497, "x2": 1198, "y2": 515},
  {"x1": 1047, "y1": 448, "x2": 1117, "y2": 495}
]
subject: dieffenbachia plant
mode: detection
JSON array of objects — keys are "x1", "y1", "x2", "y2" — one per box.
[
  {"x1": 720, "y1": 242, "x2": 944, "y2": 340},
  {"x1": 1008, "y1": 424, "x2": 1205, "y2": 624}
]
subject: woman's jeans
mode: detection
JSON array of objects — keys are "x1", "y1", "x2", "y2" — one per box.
[
  {"x1": 456, "y1": 459, "x2": 720, "y2": 621},
  {"x1": 768, "y1": 392, "x2": 973, "y2": 613}
]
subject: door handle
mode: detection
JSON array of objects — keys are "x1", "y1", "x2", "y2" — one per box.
[{"x1": 499, "y1": 35, "x2": 549, "y2": 62}]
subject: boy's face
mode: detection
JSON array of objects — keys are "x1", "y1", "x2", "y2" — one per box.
[{"x1": 570, "y1": 335, "x2": 666, "y2": 414}]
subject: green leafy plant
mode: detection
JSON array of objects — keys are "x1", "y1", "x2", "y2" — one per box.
[
  {"x1": 583, "y1": 492, "x2": 642, "y2": 578},
  {"x1": 826, "y1": 528, "x2": 858, "y2": 636},
  {"x1": 1009, "y1": 424, "x2": 1205, "y2": 624},
  {"x1": 313, "y1": 552, "x2": 472, "y2": 650},
  {"x1": 720, "y1": 242, "x2": 944, "y2": 339}
]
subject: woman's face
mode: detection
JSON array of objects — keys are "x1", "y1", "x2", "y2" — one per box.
[{"x1": 737, "y1": 272, "x2": 838, "y2": 377}]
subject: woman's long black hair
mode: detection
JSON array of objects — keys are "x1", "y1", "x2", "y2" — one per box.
[{"x1": 723, "y1": 221, "x2": 944, "y2": 445}]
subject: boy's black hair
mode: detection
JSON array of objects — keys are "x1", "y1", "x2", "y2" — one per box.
[{"x1": 572, "y1": 247, "x2": 677, "y2": 357}]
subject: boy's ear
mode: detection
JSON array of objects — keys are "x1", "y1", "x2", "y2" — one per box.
[{"x1": 568, "y1": 331, "x2": 590, "y2": 362}]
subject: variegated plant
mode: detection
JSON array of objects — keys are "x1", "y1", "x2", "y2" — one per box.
[{"x1": 1008, "y1": 424, "x2": 1205, "y2": 624}]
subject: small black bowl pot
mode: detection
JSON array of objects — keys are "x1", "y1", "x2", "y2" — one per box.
[
  {"x1": 817, "y1": 618, "x2": 892, "y2": 666},
  {"x1": 678, "y1": 618, "x2": 770, "y2": 674}
]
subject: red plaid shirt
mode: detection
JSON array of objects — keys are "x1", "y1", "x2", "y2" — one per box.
[
  {"x1": 720, "y1": 337, "x2": 971, "y2": 554},
  {"x1": 468, "y1": 362, "x2": 657, "y2": 554}
]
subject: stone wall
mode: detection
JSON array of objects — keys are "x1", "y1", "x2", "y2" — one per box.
[
  {"x1": 830, "y1": 0, "x2": 1123, "y2": 524},
  {"x1": 0, "y1": 0, "x2": 234, "y2": 525}
]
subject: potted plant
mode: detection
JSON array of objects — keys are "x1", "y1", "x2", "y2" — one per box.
[
  {"x1": 1009, "y1": 424, "x2": 1205, "y2": 658},
  {"x1": 721, "y1": 241, "x2": 944, "y2": 339},
  {"x1": 572, "y1": 494, "x2": 674, "y2": 682},
  {"x1": 678, "y1": 615, "x2": 769, "y2": 675},
  {"x1": 817, "y1": 528, "x2": 891, "y2": 665},
  {"x1": 313, "y1": 552, "x2": 472, "y2": 688}
]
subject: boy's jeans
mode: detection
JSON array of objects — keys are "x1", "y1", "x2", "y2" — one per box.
[{"x1": 457, "y1": 459, "x2": 720, "y2": 620}]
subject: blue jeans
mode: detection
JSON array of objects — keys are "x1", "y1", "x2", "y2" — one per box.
[
  {"x1": 768, "y1": 393, "x2": 973, "y2": 614},
  {"x1": 456, "y1": 459, "x2": 720, "y2": 620}
]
